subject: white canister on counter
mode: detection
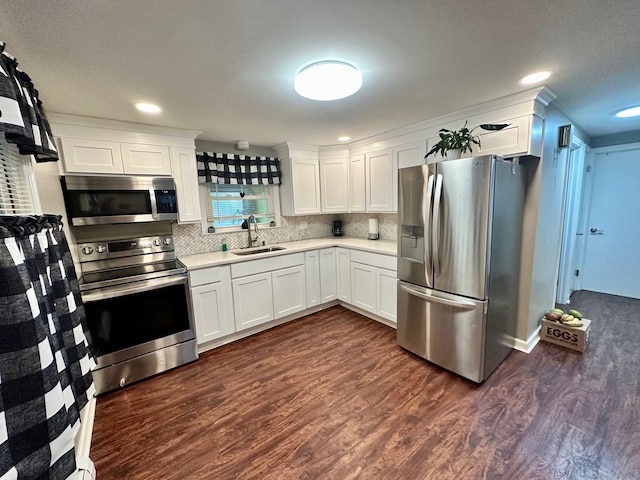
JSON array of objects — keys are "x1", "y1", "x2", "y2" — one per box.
[{"x1": 368, "y1": 218, "x2": 379, "y2": 240}]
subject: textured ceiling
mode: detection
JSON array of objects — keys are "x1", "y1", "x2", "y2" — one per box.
[{"x1": 1, "y1": 0, "x2": 639, "y2": 146}]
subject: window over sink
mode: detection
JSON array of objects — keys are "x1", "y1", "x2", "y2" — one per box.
[{"x1": 200, "y1": 183, "x2": 281, "y2": 233}]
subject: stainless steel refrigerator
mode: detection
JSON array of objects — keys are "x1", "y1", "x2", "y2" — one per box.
[{"x1": 397, "y1": 154, "x2": 525, "y2": 382}]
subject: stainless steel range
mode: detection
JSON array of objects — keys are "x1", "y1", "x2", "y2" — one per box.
[{"x1": 78, "y1": 234, "x2": 198, "y2": 394}]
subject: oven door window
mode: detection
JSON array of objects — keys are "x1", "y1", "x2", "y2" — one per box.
[
  {"x1": 66, "y1": 189, "x2": 152, "y2": 218},
  {"x1": 84, "y1": 283, "x2": 190, "y2": 357}
]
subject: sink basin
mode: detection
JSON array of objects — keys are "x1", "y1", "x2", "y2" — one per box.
[{"x1": 232, "y1": 246, "x2": 286, "y2": 256}]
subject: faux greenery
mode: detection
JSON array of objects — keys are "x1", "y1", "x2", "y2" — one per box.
[{"x1": 425, "y1": 121, "x2": 510, "y2": 158}]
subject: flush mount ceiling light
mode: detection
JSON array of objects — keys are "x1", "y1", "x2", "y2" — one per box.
[
  {"x1": 294, "y1": 61, "x2": 362, "y2": 101},
  {"x1": 615, "y1": 106, "x2": 640, "y2": 118},
  {"x1": 337, "y1": 136, "x2": 351, "y2": 142},
  {"x1": 519, "y1": 71, "x2": 552, "y2": 85},
  {"x1": 134, "y1": 102, "x2": 162, "y2": 114}
]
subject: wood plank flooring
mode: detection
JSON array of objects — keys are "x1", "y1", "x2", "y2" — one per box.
[{"x1": 91, "y1": 291, "x2": 640, "y2": 479}]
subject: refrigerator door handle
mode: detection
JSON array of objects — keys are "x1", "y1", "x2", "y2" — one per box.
[
  {"x1": 423, "y1": 172, "x2": 435, "y2": 273},
  {"x1": 399, "y1": 284, "x2": 477, "y2": 310},
  {"x1": 432, "y1": 173, "x2": 444, "y2": 277}
]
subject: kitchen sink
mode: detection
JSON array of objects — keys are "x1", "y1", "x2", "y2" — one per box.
[{"x1": 232, "y1": 246, "x2": 286, "y2": 256}]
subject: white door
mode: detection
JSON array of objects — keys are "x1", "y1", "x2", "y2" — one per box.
[
  {"x1": 376, "y1": 268, "x2": 398, "y2": 323},
  {"x1": 232, "y1": 273, "x2": 274, "y2": 330},
  {"x1": 349, "y1": 154, "x2": 366, "y2": 212},
  {"x1": 190, "y1": 282, "x2": 235, "y2": 344},
  {"x1": 319, "y1": 248, "x2": 337, "y2": 303},
  {"x1": 336, "y1": 248, "x2": 351, "y2": 303},
  {"x1": 272, "y1": 266, "x2": 307, "y2": 319},
  {"x1": 320, "y1": 158, "x2": 349, "y2": 213},
  {"x1": 351, "y1": 262, "x2": 376, "y2": 313},
  {"x1": 305, "y1": 250, "x2": 321, "y2": 308},
  {"x1": 366, "y1": 148, "x2": 394, "y2": 212},
  {"x1": 581, "y1": 145, "x2": 640, "y2": 299},
  {"x1": 291, "y1": 158, "x2": 321, "y2": 214}
]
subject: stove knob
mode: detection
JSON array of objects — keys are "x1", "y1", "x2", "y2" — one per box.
[
  {"x1": 82, "y1": 246, "x2": 94, "y2": 255},
  {"x1": 163, "y1": 237, "x2": 172, "y2": 245},
  {"x1": 96, "y1": 244, "x2": 106, "y2": 254},
  {"x1": 153, "y1": 239, "x2": 161, "y2": 246}
]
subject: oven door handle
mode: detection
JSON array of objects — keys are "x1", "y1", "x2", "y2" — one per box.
[{"x1": 81, "y1": 274, "x2": 187, "y2": 303}]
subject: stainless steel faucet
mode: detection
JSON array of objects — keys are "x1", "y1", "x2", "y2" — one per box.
[{"x1": 247, "y1": 215, "x2": 259, "y2": 248}]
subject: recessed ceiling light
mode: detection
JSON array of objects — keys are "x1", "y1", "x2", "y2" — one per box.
[
  {"x1": 134, "y1": 102, "x2": 162, "y2": 114},
  {"x1": 337, "y1": 136, "x2": 351, "y2": 142},
  {"x1": 519, "y1": 71, "x2": 552, "y2": 85},
  {"x1": 615, "y1": 106, "x2": 640, "y2": 118},
  {"x1": 294, "y1": 61, "x2": 362, "y2": 101}
]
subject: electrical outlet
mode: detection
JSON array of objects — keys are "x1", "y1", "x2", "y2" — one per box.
[{"x1": 300, "y1": 221, "x2": 308, "y2": 230}]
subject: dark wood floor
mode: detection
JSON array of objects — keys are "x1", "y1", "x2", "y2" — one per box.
[{"x1": 91, "y1": 291, "x2": 640, "y2": 479}]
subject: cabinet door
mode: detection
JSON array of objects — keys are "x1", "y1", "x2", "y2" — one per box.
[
  {"x1": 291, "y1": 158, "x2": 321, "y2": 214},
  {"x1": 190, "y1": 282, "x2": 235, "y2": 344},
  {"x1": 349, "y1": 154, "x2": 366, "y2": 212},
  {"x1": 351, "y1": 262, "x2": 376, "y2": 314},
  {"x1": 59, "y1": 137, "x2": 124, "y2": 174},
  {"x1": 336, "y1": 248, "x2": 351, "y2": 303},
  {"x1": 376, "y1": 267, "x2": 398, "y2": 323},
  {"x1": 171, "y1": 146, "x2": 202, "y2": 223},
  {"x1": 366, "y1": 147, "x2": 394, "y2": 212},
  {"x1": 121, "y1": 143, "x2": 172, "y2": 175},
  {"x1": 232, "y1": 273, "x2": 274, "y2": 331},
  {"x1": 320, "y1": 157, "x2": 349, "y2": 213},
  {"x1": 394, "y1": 141, "x2": 426, "y2": 169},
  {"x1": 319, "y1": 248, "x2": 337, "y2": 303},
  {"x1": 272, "y1": 265, "x2": 307, "y2": 319},
  {"x1": 305, "y1": 250, "x2": 321, "y2": 308}
]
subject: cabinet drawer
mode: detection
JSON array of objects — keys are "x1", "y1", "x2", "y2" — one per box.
[
  {"x1": 189, "y1": 266, "x2": 226, "y2": 287},
  {"x1": 350, "y1": 250, "x2": 396, "y2": 271},
  {"x1": 231, "y1": 252, "x2": 305, "y2": 278}
]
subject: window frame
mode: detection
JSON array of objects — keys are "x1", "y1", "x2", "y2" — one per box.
[
  {"x1": 0, "y1": 140, "x2": 39, "y2": 215},
  {"x1": 199, "y1": 182, "x2": 282, "y2": 235}
]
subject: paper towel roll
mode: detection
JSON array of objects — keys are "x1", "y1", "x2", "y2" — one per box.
[{"x1": 368, "y1": 218, "x2": 379, "y2": 240}]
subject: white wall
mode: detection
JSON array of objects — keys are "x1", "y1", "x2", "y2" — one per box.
[{"x1": 516, "y1": 106, "x2": 590, "y2": 347}]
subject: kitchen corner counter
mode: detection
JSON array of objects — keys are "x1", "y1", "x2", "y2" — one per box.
[{"x1": 179, "y1": 237, "x2": 397, "y2": 270}]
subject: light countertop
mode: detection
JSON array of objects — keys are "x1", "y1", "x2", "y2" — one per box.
[{"x1": 179, "y1": 236, "x2": 397, "y2": 270}]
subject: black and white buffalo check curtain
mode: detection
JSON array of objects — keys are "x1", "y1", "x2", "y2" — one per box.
[
  {"x1": 0, "y1": 41, "x2": 58, "y2": 163},
  {"x1": 196, "y1": 152, "x2": 281, "y2": 185},
  {"x1": 0, "y1": 215, "x2": 95, "y2": 479}
]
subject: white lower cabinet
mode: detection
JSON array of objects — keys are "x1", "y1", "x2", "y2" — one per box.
[
  {"x1": 336, "y1": 248, "x2": 351, "y2": 303},
  {"x1": 351, "y1": 262, "x2": 376, "y2": 313},
  {"x1": 349, "y1": 250, "x2": 397, "y2": 323},
  {"x1": 230, "y1": 253, "x2": 307, "y2": 331},
  {"x1": 189, "y1": 266, "x2": 235, "y2": 344},
  {"x1": 305, "y1": 250, "x2": 321, "y2": 308},
  {"x1": 376, "y1": 268, "x2": 398, "y2": 323},
  {"x1": 272, "y1": 265, "x2": 307, "y2": 319},
  {"x1": 232, "y1": 272, "x2": 274, "y2": 331},
  {"x1": 319, "y1": 248, "x2": 337, "y2": 303}
]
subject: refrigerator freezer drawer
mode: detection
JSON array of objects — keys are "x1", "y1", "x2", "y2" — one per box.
[{"x1": 397, "y1": 281, "x2": 487, "y2": 383}]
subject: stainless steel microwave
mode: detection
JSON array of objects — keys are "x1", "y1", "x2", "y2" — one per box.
[{"x1": 61, "y1": 175, "x2": 178, "y2": 226}]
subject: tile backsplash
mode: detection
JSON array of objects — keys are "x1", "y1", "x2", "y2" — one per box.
[{"x1": 173, "y1": 213, "x2": 398, "y2": 256}]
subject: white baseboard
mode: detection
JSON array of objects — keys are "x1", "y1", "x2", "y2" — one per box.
[{"x1": 514, "y1": 325, "x2": 541, "y2": 353}]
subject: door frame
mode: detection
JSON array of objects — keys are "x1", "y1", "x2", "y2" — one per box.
[{"x1": 556, "y1": 136, "x2": 588, "y2": 304}]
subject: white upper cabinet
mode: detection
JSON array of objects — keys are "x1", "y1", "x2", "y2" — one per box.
[
  {"x1": 394, "y1": 141, "x2": 427, "y2": 169},
  {"x1": 58, "y1": 137, "x2": 125, "y2": 174},
  {"x1": 120, "y1": 143, "x2": 172, "y2": 175},
  {"x1": 276, "y1": 143, "x2": 321, "y2": 215},
  {"x1": 170, "y1": 146, "x2": 202, "y2": 223},
  {"x1": 349, "y1": 153, "x2": 366, "y2": 212},
  {"x1": 320, "y1": 156, "x2": 349, "y2": 213},
  {"x1": 366, "y1": 147, "x2": 394, "y2": 212}
]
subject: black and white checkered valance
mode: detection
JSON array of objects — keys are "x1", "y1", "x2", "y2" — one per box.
[
  {"x1": 0, "y1": 215, "x2": 95, "y2": 479},
  {"x1": 0, "y1": 41, "x2": 58, "y2": 162},
  {"x1": 196, "y1": 152, "x2": 281, "y2": 185}
]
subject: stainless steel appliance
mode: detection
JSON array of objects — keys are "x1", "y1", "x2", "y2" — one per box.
[
  {"x1": 78, "y1": 234, "x2": 197, "y2": 394},
  {"x1": 397, "y1": 155, "x2": 525, "y2": 382},
  {"x1": 61, "y1": 175, "x2": 178, "y2": 226}
]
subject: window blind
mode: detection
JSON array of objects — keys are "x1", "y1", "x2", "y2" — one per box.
[
  {"x1": 204, "y1": 184, "x2": 276, "y2": 228},
  {"x1": 0, "y1": 140, "x2": 35, "y2": 215}
]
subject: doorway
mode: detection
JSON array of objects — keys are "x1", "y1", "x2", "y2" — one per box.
[{"x1": 556, "y1": 138, "x2": 587, "y2": 304}]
